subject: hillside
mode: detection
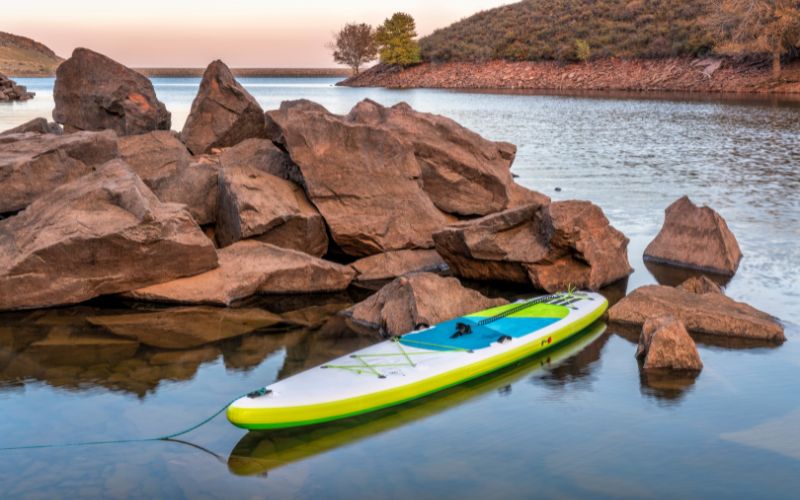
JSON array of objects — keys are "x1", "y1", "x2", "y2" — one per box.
[
  {"x1": 0, "y1": 32, "x2": 63, "y2": 76},
  {"x1": 420, "y1": 0, "x2": 714, "y2": 62}
]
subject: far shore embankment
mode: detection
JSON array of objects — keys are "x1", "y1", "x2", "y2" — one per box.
[
  {"x1": 136, "y1": 67, "x2": 350, "y2": 78},
  {"x1": 340, "y1": 58, "x2": 800, "y2": 94}
]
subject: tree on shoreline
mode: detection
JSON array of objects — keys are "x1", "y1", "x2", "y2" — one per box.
[
  {"x1": 709, "y1": 0, "x2": 800, "y2": 77},
  {"x1": 376, "y1": 12, "x2": 421, "y2": 66},
  {"x1": 330, "y1": 23, "x2": 377, "y2": 75}
]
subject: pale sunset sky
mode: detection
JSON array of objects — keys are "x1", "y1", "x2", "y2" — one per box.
[{"x1": 4, "y1": 0, "x2": 512, "y2": 67}]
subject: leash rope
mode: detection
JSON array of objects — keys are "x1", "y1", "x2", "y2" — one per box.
[{"x1": 0, "y1": 394, "x2": 246, "y2": 452}]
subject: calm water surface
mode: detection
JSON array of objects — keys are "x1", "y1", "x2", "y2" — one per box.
[{"x1": 0, "y1": 78, "x2": 798, "y2": 499}]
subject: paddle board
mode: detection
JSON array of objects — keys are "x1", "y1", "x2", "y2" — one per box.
[{"x1": 227, "y1": 291, "x2": 607, "y2": 429}]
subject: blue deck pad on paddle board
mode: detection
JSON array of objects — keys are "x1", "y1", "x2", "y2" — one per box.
[{"x1": 399, "y1": 316, "x2": 562, "y2": 352}]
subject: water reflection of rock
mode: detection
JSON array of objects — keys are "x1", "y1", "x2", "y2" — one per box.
[
  {"x1": 0, "y1": 296, "x2": 355, "y2": 397},
  {"x1": 638, "y1": 369, "x2": 699, "y2": 403},
  {"x1": 644, "y1": 260, "x2": 731, "y2": 288}
]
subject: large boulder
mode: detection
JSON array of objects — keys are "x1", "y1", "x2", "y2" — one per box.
[
  {"x1": 0, "y1": 130, "x2": 118, "y2": 213},
  {"x1": 0, "y1": 117, "x2": 62, "y2": 136},
  {"x1": 344, "y1": 272, "x2": 508, "y2": 336},
  {"x1": 219, "y1": 138, "x2": 303, "y2": 185},
  {"x1": 0, "y1": 160, "x2": 218, "y2": 310},
  {"x1": 118, "y1": 131, "x2": 218, "y2": 224},
  {"x1": 53, "y1": 48, "x2": 171, "y2": 135},
  {"x1": 127, "y1": 240, "x2": 354, "y2": 306},
  {"x1": 180, "y1": 60, "x2": 267, "y2": 154},
  {"x1": 608, "y1": 283, "x2": 785, "y2": 342},
  {"x1": 117, "y1": 130, "x2": 191, "y2": 179},
  {"x1": 636, "y1": 316, "x2": 703, "y2": 371},
  {"x1": 349, "y1": 249, "x2": 448, "y2": 282},
  {"x1": 433, "y1": 201, "x2": 632, "y2": 291},
  {"x1": 265, "y1": 100, "x2": 450, "y2": 256},
  {"x1": 347, "y1": 99, "x2": 532, "y2": 216},
  {"x1": 215, "y1": 159, "x2": 328, "y2": 255},
  {"x1": 644, "y1": 196, "x2": 742, "y2": 275}
]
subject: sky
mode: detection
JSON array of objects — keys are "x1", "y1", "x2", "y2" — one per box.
[{"x1": 4, "y1": 0, "x2": 512, "y2": 68}]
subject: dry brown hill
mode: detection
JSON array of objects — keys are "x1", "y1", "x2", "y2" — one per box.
[{"x1": 0, "y1": 32, "x2": 63, "y2": 76}]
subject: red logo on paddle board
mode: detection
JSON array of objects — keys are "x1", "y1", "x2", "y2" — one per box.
[{"x1": 547, "y1": 336, "x2": 552, "y2": 344}]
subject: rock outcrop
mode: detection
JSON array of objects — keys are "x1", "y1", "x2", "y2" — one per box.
[
  {"x1": 0, "y1": 73, "x2": 34, "y2": 101},
  {"x1": 118, "y1": 131, "x2": 219, "y2": 224},
  {"x1": 0, "y1": 130, "x2": 118, "y2": 213},
  {"x1": 350, "y1": 249, "x2": 448, "y2": 282},
  {"x1": 608, "y1": 283, "x2": 785, "y2": 342},
  {"x1": 347, "y1": 99, "x2": 526, "y2": 216},
  {"x1": 0, "y1": 117, "x2": 62, "y2": 136},
  {"x1": 644, "y1": 196, "x2": 742, "y2": 275},
  {"x1": 265, "y1": 100, "x2": 450, "y2": 256},
  {"x1": 433, "y1": 201, "x2": 632, "y2": 291},
  {"x1": 88, "y1": 307, "x2": 288, "y2": 349},
  {"x1": 0, "y1": 160, "x2": 218, "y2": 310},
  {"x1": 53, "y1": 48, "x2": 170, "y2": 135},
  {"x1": 345, "y1": 272, "x2": 507, "y2": 336},
  {"x1": 180, "y1": 60, "x2": 266, "y2": 154},
  {"x1": 215, "y1": 161, "x2": 328, "y2": 255},
  {"x1": 636, "y1": 316, "x2": 703, "y2": 371},
  {"x1": 127, "y1": 241, "x2": 354, "y2": 306}
]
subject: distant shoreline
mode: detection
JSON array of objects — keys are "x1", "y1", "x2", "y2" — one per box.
[
  {"x1": 340, "y1": 58, "x2": 800, "y2": 95},
  {"x1": 136, "y1": 67, "x2": 350, "y2": 78},
  {"x1": 7, "y1": 67, "x2": 351, "y2": 78}
]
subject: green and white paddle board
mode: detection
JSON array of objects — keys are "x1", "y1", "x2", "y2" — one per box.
[{"x1": 227, "y1": 291, "x2": 607, "y2": 430}]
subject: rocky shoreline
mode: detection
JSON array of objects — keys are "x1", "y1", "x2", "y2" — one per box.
[
  {"x1": 0, "y1": 73, "x2": 34, "y2": 101},
  {"x1": 0, "y1": 47, "x2": 786, "y2": 388},
  {"x1": 340, "y1": 58, "x2": 800, "y2": 94}
]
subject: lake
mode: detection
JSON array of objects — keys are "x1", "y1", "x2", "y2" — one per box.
[{"x1": 1, "y1": 78, "x2": 798, "y2": 499}]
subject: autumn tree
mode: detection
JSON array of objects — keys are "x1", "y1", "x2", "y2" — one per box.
[
  {"x1": 376, "y1": 12, "x2": 422, "y2": 65},
  {"x1": 710, "y1": 0, "x2": 800, "y2": 77},
  {"x1": 330, "y1": 23, "x2": 377, "y2": 75}
]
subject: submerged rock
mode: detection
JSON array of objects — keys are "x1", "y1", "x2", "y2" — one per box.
[
  {"x1": 347, "y1": 99, "x2": 525, "y2": 216},
  {"x1": 344, "y1": 272, "x2": 507, "y2": 336},
  {"x1": 88, "y1": 307, "x2": 288, "y2": 349},
  {"x1": 0, "y1": 160, "x2": 218, "y2": 310},
  {"x1": 265, "y1": 99, "x2": 450, "y2": 256},
  {"x1": 180, "y1": 60, "x2": 267, "y2": 154},
  {"x1": 127, "y1": 240, "x2": 354, "y2": 306},
  {"x1": 215, "y1": 159, "x2": 328, "y2": 255},
  {"x1": 350, "y1": 249, "x2": 448, "y2": 282},
  {"x1": 644, "y1": 196, "x2": 742, "y2": 276},
  {"x1": 53, "y1": 48, "x2": 170, "y2": 135},
  {"x1": 434, "y1": 201, "x2": 632, "y2": 291},
  {"x1": 608, "y1": 283, "x2": 785, "y2": 342},
  {"x1": 0, "y1": 130, "x2": 119, "y2": 213},
  {"x1": 0, "y1": 117, "x2": 62, "y2": 136},
  {"x1": 636, "y1": 316, "x2": 703, "y2": 371}
]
